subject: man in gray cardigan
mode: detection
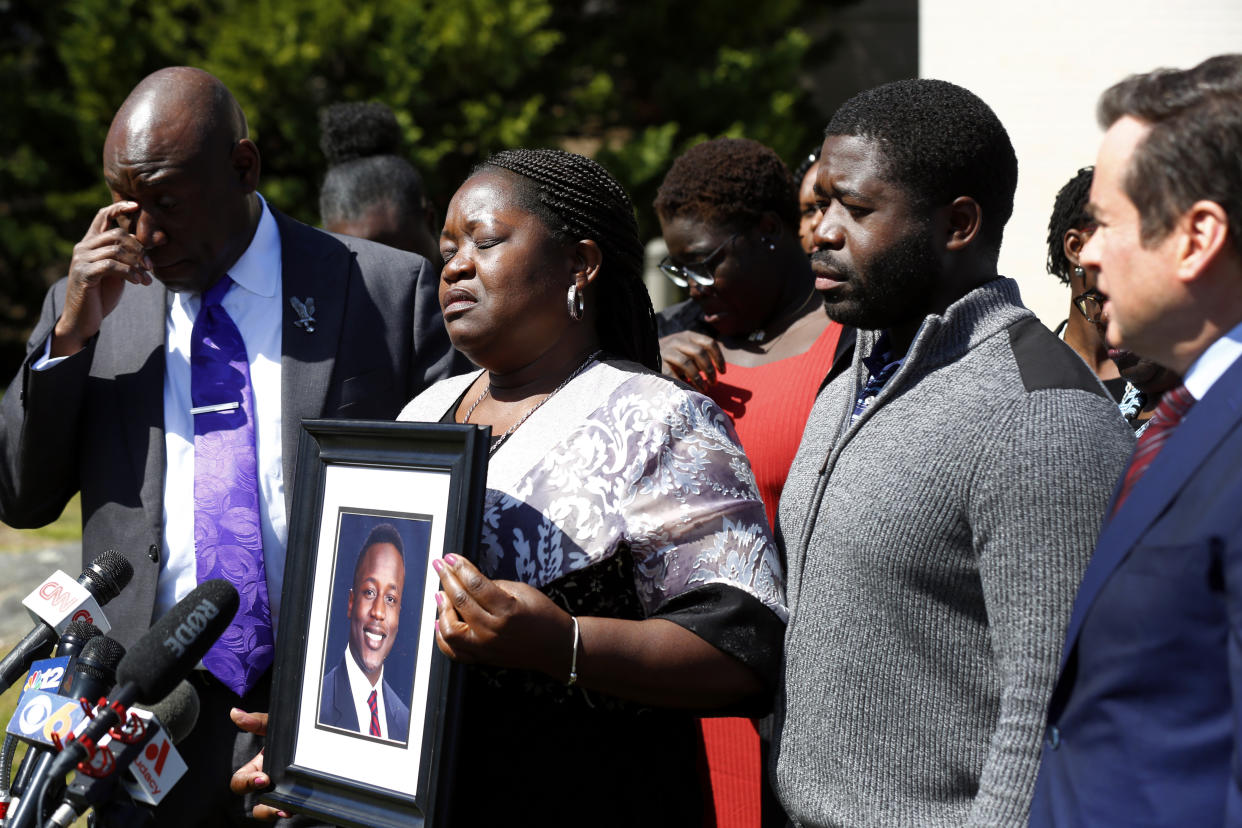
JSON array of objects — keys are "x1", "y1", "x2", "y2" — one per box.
[{"x1": 771, "y1": 79, "x2": 1134, "y2": 826}]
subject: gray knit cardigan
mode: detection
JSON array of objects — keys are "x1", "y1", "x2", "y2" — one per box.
[{"x1": 772, "y1": 278, "x2": 1135, "y2": 827}]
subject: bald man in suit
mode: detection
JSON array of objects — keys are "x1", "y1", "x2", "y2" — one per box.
[{"x1": 0, "y1": 67, "x2": 463, "y2": 826}]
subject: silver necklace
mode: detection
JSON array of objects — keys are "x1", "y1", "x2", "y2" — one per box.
[
  {"x1": 462, "y1": 349, "x2": 603, "y2": 457},
  {"x1": 746, "y1": 286, "x2": 818, "y2": 343}
]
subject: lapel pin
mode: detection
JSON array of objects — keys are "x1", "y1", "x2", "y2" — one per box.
[{"x1": 290, "y1": 297, "x2": 316, "y2": 333}]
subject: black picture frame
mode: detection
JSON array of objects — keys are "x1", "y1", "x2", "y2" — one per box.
[{"x1": 263, "y1": 419, "x2": 487, "y2": 828}]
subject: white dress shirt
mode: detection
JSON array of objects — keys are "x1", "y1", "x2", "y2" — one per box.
[
  {"x1": 343, "y1": 645, "x2": 389, "y2": 739},
  {"x1": 1183, "y1": 318, "x2": 1242, "y2": 402},
  {"x1": 159, "y1": 195, "x2": 287, "y2": 621}
]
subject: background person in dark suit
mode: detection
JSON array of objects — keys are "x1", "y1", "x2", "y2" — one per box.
[
  {"x1": 318, "y1": 522, "x2": 411, "y2": 742},
  {"x1": 1030, "y1": 53, "x2": 1242, "y2": 827},
  {"x1": 0, "y1": 66, "x2": 461, "y2": 826}
]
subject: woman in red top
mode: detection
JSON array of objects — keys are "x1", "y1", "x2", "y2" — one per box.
[
  {"x1": 655, "y1": 138, "x2": 848, "y2": 527},
  {"x1": 654, "y1": 138, "x2": 849, "y2": 826}
]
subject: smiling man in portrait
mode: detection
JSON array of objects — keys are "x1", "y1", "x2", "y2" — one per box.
[{"x1": 319, "y1": 522, "x2": 411, "y2": 743}]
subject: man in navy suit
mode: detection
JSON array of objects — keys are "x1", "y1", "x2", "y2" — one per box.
[
  {"x1": 1030, "y1": 53, "x2": 1242, "y2": 827},
  {"x1": 319, "y1": 523, "x2": 411, "y2": 742}
]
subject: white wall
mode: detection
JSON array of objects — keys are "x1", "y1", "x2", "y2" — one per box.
[{"x1": 920, "y1": 0, "x2": 1242, "y2": 328}]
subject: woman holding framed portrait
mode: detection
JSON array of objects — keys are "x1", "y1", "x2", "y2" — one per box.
[{"x1": 235, "y1": 149, "x2": 786, "y2": 827}]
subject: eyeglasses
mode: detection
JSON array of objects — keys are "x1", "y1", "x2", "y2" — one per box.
[
  {"x1": 1072, "y1": 288, "x2": 1105, "y2": 323},
  {"x1": 658, "y1": 233, "x2": 738, "y2": 288}
]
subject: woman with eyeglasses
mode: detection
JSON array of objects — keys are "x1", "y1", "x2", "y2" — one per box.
[
  {"x1": 655, "y1": 138, "x2": 848, "y2": 528},
  {"x1": 1048, "y1": 167, "x2": 1180, "y2": 432},
  {"x1": 653, "y1": 138, "x2": 847, "y2": 828}
]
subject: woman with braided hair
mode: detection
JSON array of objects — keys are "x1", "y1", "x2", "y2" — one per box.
[
  {"x1": 232, "y1": 149, "x2": 782, "y2": 825},
  {"x1": 391, "y1": 148, "x2": 786, "y2": 825}
]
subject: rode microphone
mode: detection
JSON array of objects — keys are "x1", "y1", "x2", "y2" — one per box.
[
  {"x1": 43, "y1": 579, "x2": 238, "y2": 782},
  {"x1": 0, "y1": 552, "x2": 133, "y2": 691},
  {"x1": 6, "y1": 637, "x2": 127, "y2": 828},
  {"x1": 44, "y1": 681, "x2": 201, "y2": 828}
]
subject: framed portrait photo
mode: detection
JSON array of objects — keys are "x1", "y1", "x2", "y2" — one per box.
[{"x1": 263, "y1": 419, "x2": 487, "y2": 828}]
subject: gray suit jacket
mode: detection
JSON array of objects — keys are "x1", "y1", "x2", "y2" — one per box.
[{"x1": 0, "y1": 209, "x2": 465, "y2": 646}]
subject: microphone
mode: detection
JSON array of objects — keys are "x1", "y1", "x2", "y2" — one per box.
[
  {"x1": 61, "y1": 636, "x2": 127, "y2": 701},
  {"x1": 43, "y1": 681, "x2": 201, "y2": 828},
  {"x1": 0, "y1": 552, "x2": 133, "y2": 691},
  {"x1": 5, "y1": 623, "x2": 106, "y2": 801},
  {"x1": 43, "y1": 579, "x2": 237, "y2": 782},
  {"x1": 137, "y1": 681, "x2": 200, "y2": 746},
  {"x1": 52, "y1": 621, "x2": 104, "y2": 664},
  {"x1": 6, "y1": 637, "x2": 127, "y2": 828}
]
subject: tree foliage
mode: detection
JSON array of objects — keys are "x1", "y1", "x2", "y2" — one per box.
[{"x1": 0, "y1": 0, "x2": 853, "y2": 375}]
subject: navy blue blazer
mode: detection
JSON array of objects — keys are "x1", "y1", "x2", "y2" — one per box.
[
  {"x1": 1030, "y1": 355, "x2": 1242, "y2": 827},
  {"x1": 319, "y1": 654, "x2": 411, "y2": 743}
]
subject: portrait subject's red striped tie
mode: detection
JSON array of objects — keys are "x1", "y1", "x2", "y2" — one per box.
[
  {"x1": 1112, "y1": 384, "x2": 1196, "y2": 516},
  {"x1": 368, "y1": 689, "x2": 381, "y2": 737}
]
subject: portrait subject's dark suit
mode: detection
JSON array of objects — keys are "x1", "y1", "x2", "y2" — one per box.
[
  {"x1": 1029, "y1": 355, "x2": 1242, "y2": 827},
  {"x1": 0, "y1": 209, "x2": 463, "y2": 825},
  {"x1": 319, "y1": 656, "x2": 410, "y2": 741}
]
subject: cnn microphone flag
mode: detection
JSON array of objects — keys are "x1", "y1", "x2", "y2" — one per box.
[{"x1": 22, "y1": 570, "x2": 111, "y2": 635}]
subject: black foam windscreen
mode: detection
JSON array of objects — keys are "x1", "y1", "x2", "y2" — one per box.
[
  {"x1": 61, "y1": 621, "x2": 102, "y2": 643},
  {"x1": 137, "y1": 680, "x2": 200, "y2": 745},
  {"x1": 76, "y1": 636, "x2": 125, "y2": 675},
  {"x1": 56, "y1": 621, "x2": 103, "y2": 660},
  {"x1": 115, "y1": 580, "x2": 238, "y2": 704},
  {"x1": 79, "y1": 551, "x2": 134, "y2": 605},
  {"x1": 64, "y1": 636, "x2": 126, "y2": 695}
]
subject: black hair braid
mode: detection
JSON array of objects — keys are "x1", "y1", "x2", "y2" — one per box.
[
  {"x1": 481, "y1": 148, "x2": 660, "y2": 371},
  {"x1": 1046, "y1": 166, "x2": 1094, "y2": 284}
]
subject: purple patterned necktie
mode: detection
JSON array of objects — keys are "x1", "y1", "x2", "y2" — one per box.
[
  {"x1": 192, "y1": 275, "x2": 274, "y2": 696},
  {"x1": 1112, "y1": 383, "x2": 1196, "y2": 516},
  {"x1": 368, "y1": 690, "x2": 381, "y2": 737}
]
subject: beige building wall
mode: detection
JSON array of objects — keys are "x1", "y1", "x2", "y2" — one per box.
[{"x1": 920, "y1": 1, "x2": 1242, "y2": 329}]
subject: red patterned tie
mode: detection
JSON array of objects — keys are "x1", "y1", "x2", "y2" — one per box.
[
  {"x1": 368, "y1": 689, "x2": 381, "y2": 737},
  {"x1": 1112, "y1": 384, "x2": 1196, "y2": 515}
]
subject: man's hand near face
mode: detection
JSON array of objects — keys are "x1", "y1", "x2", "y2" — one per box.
[{"x1": 52, "y1": 200, "x2": 153, "y2": 358}]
